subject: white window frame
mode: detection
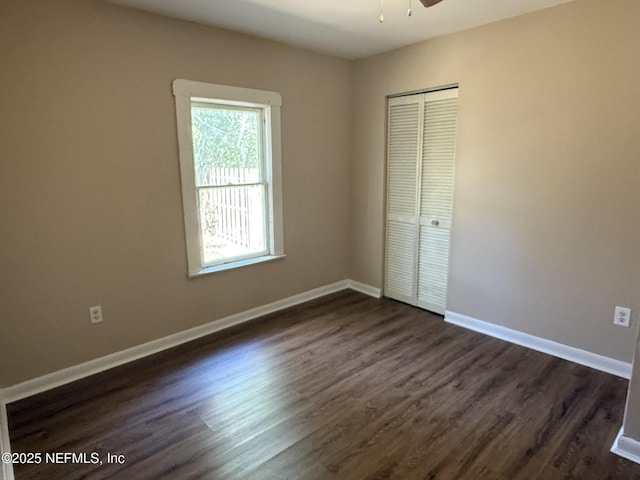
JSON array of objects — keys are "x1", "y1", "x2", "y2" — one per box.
[{"x1": 173, "y1": 79, "x2": 285, "y2": 277}]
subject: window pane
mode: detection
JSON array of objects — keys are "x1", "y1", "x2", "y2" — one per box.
[
  {"x1": 198, "y1": 185, "x2": 267, "y2": 264},
  {"x1": 191, "y1": 105, "x2": 261, "y2": 186}
]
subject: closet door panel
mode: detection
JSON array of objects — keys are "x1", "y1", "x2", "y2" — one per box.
[
  {"x1": 384, "y1": 99, "x2": 421, "y2": 302},
  {"x1": 417, "y1": 93, "x2": 457, "y2": 314}
]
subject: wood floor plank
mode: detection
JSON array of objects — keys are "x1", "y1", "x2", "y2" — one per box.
[{"x1": 7, "y1": 290, "x2": 640, "y2": 479}]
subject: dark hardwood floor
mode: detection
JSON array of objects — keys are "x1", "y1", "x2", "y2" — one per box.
[{"x1": 7, "y1": 290, "x2": 640, "y2": 479}]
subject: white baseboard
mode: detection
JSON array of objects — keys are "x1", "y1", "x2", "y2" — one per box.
[
  {"x1": 0, "y1": 279, "x2": 381, "y2": 404},
  {"x1": 346, "y1": 279, "x2": 382, "y2": 298},
  {"x1": 612, "y1": 427, "x2": 640, "y2": 464},
  {"x1": 444, "y1": 311, "x2": 632, "y2": 379},
  {"x1": 0, "y1": 401, "x2": 14, "y2": 480}
]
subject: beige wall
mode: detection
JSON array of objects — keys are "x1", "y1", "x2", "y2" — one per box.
[
  {"x1": 0, "y1": 0, "x2": 353, "y2": 387},
  {"x1": 351, "y1": 0, "x2": 640, "y2": 361}
]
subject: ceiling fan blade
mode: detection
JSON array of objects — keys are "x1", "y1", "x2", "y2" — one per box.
[{"x1": 419, "y1": 0, "x2": 444, "y2": 7}]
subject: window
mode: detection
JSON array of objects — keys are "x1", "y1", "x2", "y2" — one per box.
[{"x1": 173, "y1": 79, "x2": 284, "y2": 276}]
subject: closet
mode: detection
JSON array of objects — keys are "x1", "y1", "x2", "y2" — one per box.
[{"x1": 384, "y1": 87, "x2": 458, "y2": 315}]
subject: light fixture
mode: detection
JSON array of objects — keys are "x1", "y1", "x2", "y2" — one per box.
[{"x1": 379, "y1": 0, "x2": 444, "y2": 23}]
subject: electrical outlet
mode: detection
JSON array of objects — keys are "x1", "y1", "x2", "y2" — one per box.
[
  {"x1": 613, "y1": 306, "x2": 631, "y2": 328},
  {"x1": 89, "y1": 305, "x2": 103, "y2": 324}
]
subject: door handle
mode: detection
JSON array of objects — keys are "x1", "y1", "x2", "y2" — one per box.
[{"x1": 431, "y1": 220, "x2": 440, "y2": 226}]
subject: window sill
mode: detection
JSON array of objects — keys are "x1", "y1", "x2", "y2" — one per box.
[{"x1": 190, "y1": 254, "x2": 286, "y2": 277}]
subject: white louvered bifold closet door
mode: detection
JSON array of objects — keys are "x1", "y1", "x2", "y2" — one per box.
[
  {"x1": 417, "y1": 90, "x2": 458, "y2": 314},
  {"x1": 384, "y1": 88, "x2": 458, "y2": 315},
  {"x1": 384, "y1": 96, "x2": 421, "y2": 304}
]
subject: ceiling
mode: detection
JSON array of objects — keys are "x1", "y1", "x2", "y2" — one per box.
[{"x1": 106, "y1": 0, "x2": 576, "y2": 59}]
